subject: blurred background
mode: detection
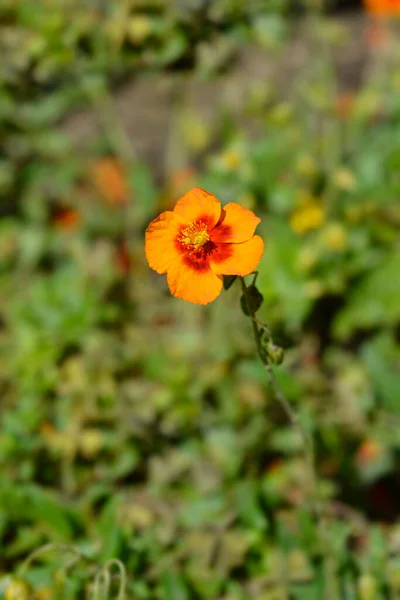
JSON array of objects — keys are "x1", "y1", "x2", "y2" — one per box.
[{"x1": 1, "y1": 0, "x2": 400, "y2": 598}]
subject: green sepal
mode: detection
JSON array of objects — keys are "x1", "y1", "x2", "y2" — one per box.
[{"x1": 223, "y1": 275, "x2": 237, "y2": 290}]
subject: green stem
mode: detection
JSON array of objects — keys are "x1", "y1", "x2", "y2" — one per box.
[
  {"x1": 240, "y1": 276, "x2": 340, "y2": 598},
  {"x1": 18, "y1": 544, "x2": 87, "y2": 577},
  {"x1": 93, "y1": 559, "x2": 127, "y2": 600},
  {"x1": 239, "y1": 277, "x2": 320, "y2": 523}
]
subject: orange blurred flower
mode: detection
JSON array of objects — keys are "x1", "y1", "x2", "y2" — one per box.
[
  {"x1": 39, "y1": 421, "x2": 56, "y2": 436},
  {"x1": 365, "y1": 21, "x2": 389, "y2": 48},
  {"x1": 53, "y1": 207, "x2": 80, "y2": 230},
  {"x1": 168, "y1": 167, "x2": 197, "y2": 196},
  {"x1": 145, "y1": 187, "x2": 264, "y2": 305},
  {"x1": 159, "y1": 167, "x2": 197, "y2": 211},
  {"x1": 91, "y1": 157, "x2": 129, "y2": 207},
  {"x1": 335, "y1": 91, "x2": 354, "y2": 120},
  {"x1": 363, "y1": 0, "x2": 400, "y2": 15},
  {"x1": 356, "y1": 438, "x2": 384, "y2": 467},
  {"x1": 115, "y1": 242, "x2": 132, "y2": 274}
]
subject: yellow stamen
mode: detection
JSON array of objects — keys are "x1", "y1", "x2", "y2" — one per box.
[{"x1": 179, "y1": 221, "x2": 210, "y2": 251}]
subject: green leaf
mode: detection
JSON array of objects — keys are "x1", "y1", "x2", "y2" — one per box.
[
  {"x1": 233, "y1": 480, "x2": 268, "y2": 531},
  {"x1": 129, "y1": 162, "x2": 157, "y2": 221},
  {"x1": 334, "y1": 253, "x2": 400, "y2": 339},
  {"x1": 97, "y1": 496, "x2": 123, "y2": 561},
  {"x1": 0, "y1": 484, "x2": 75, "y2": 540},
  {"x1": 258, "y1": 219, "x2": 311, "y2": 330},
  {"x1": 162, "y1": 571, "x2": 189, "y2": 600},
  {"x1": 27, "y1": 485, "x2": 73, "y2": 539},
  {"x1": 156, "y1": 32, "x2": 188, "y2": 66},
  {"x1": 361, "y1": 333, "x2": 400, "y2": 412},
  {"x1": 179, "y1": 495, "x2": 225, "y2": 528}
]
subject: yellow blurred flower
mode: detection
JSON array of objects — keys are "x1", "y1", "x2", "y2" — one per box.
[
  {"x1": 5, "y1": 579, "x2": 32, "y2": 600},
  {"x1": 345, "y1": 204, "x2": 363, "y2": 223},
  {"x1": 363, "y1": 200, "x2": 377, "y2": 215},
  {"x1": 220, "y1": 147, "x2": 243, "y2": 171},
  {"x1": 393, "y1": 70, "x2": 400, "y2": 91},
  {"x1": 79, "y1": 428, "x2": 104, "y2": 459},
  {"x1": 297, "y1": 246, "x2": 318, "y2": 273},
  {"x1": 290, "y1": 197, "x2": 325, "y2": 234},
  {"x1": 357, "y1": 573, "x2": 378, "y2": 600},
  {"x1": 287, "y1": 549, "x2": 313, "y2": 580},
  {"x1": 389, "y1": 566, "x2": 400, "y2": 592},
  {"x1": 59, "y1": 357, "x2": 87, "y2": 394},
  {"x1": 35, "y1": 588, "x2": 53, "y2": 600},
  {"x1": 127, "y1": 15, "x2": 152, "y2": 45},
  {"x1": 40, "y1": 423, "x2": 75, "y2": 457},
  {"x1": 295, "y1": 154, "x2": 317, "y2": 178},
  {"x1": 267, "y1": 102, "x2": 293, "y2": 125},
  {"x1": 180, "y1": 112, "x2": 210, "y2": 152},
  {"x1": 304, "y1": 279, "x2": 325, "y2": 299},
  {"x1": 321, "y1": 222, "x2": 348, "y2": 252},
  {"x1": 105, "y1": 8, "x2": 129, "y2": 47},
  {"x1": 127, "y1": 503, "x2": 155, "y2": 530},
  {"x1": 332, "y1": 167, "x2": 357, "y2": 191},
  {"x1": 354, "y1": 90, "x2": 381, "y2": 120},
  {"x1": 345, "y1": 200, "x2": 377, "y2": 223}
]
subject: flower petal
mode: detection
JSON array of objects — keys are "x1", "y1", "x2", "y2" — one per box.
[
  {"x1": 210, "y1": 203, "x2": 261, "y2": 244},
  {"x1": 145, "y1": 211, "x2": 183, "y2": 274},
  {"x1": 210, "y1": 235, "x2": 264, "y2": 276},
  {"x1": 173, "y1": 187, "x2": 221, "y2": 229},
  {"x1": 167, "y1": 258, "x2": 223, "y2": 305}
]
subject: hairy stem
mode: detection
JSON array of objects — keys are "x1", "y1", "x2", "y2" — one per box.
[
  {"x1": 239, "y1": 276, "x2": 340, "y2": 597},
  {"x1": 239, "y1": 277, "x2": 321, "y2": 522}
]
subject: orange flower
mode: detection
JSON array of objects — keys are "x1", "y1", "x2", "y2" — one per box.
[
  {"x1": 115, "y1": 242, "x2": 132, "y2": 274},
  {"x1": 90, "y1": 157, "x2": 129, "y2": 207},
  {"x1": 356, "y1": 438, "x2": 384, "y2": 467},
  {"x1": 145, "y1": 187, "x2": 264, "y2": 305},
  {"x1": 159, "y1": 167, "x2": 197, "y2": 211},
  {"x1": 52, "y1": 207, "x2": 80, "y2": 230},
  {"x1": 365, "y1": 21, "x2": 389, "y2": 47},
  {"x1": 364, "y1": 0, "x2": 400, "y2": 15},
  {"x1": 335, "y1": 91, "x2": 354, "y2": 120}
]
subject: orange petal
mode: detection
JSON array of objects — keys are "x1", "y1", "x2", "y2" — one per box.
[
  {"x1": 167, "y1": 259, "x2": 223, "y2": 305},
  {"x1": 210, "y1": 203, "x2": 261, "y2": 244},
  {"x1": 145, "y1": 211, "x2": 183, "y2": 274},
  {"x1": 210, "y1": 235, "x2": 264, "y2": 276},
  {"x1": 173, "y1": 187, "x2": 221, "y2": 229}
]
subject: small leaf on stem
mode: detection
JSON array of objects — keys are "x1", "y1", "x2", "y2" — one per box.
[{"x1": 240, "y1": 284, "x2": 263, "y2": 316}]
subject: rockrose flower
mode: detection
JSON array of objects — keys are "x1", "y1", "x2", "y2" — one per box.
[
  {"x1": 145, "y1": 187, "x2": 264, "y2": 304},
  {"x1": 364, "y1": 0, "x2": 400, "y2": 15}
]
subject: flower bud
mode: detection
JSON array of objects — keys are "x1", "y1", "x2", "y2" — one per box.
[{"x1": 265, "y1": 341, "x2": 284, "y2": 365}]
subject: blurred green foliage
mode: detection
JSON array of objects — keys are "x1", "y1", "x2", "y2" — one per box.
[{"x1": 1, "y1": 1, "x2": 400, "y2": 599}]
